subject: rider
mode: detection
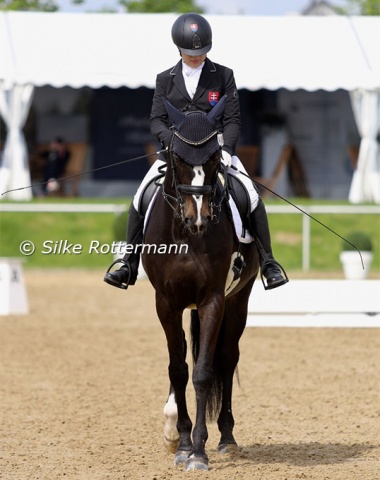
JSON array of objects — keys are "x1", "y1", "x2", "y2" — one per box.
[{"x1": 104, "y1": 12, "x2": 288, "y2": 291}]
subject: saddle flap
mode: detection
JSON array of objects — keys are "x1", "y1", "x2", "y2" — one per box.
[
  {"x1": 226, "y1": 174, "x2": 251, "y2": 230},
  {"x1": 138, "y1": 175, "x2": 164, "y2": 217}
]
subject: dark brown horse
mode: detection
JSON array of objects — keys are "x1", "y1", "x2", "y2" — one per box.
[{"x1": 142, "y1": 96, "x2": 259, "y2": 471}]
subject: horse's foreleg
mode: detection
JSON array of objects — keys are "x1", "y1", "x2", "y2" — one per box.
[
  {"x1": 186, "y1": 298, "x2": 225, "y2": 471},
  {"x1": 167, "y1": 341, "x2": 193, "y2": 465},
  {"x1": 216, "y1": 356, "x2": 238, "y2": 454},
  {"x1": 163, "y1": 328, "x2": 188, "y2": 454},
  {"x1": 163, "y1": 387, "x2": 179, "y2": 453},
  {"x1": 157, "y1": 300, "x2": 192, "y2": 464},
  {"x1": 217, "y1": 293, "x2": 251, "y2": 454}
]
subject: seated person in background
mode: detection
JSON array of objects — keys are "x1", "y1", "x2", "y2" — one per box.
[{"x1": 41, "y1": 137, "x2": 70, "y2": 195}]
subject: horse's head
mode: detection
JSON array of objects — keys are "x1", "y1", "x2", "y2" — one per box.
[{"x1": 164, "y1": 96, "x2": 226, "y2": 234}]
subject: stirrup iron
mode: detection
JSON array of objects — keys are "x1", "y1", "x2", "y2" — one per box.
[
  {"x1": 260, "y1": 259, "x2": 289, "y2": 291},
  {"x1": 104, "y1": 258, "x2": 132, "y2": 290}
]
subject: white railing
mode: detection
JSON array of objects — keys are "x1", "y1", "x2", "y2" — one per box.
[
  {"x1": 0, "y1": 203, "x2": 127, "y2": 213},
  {"x1": 265, "y1": 205, "x2": 380, "y2": 270},
  {"x1": 1, "y1": 203, "x2": 379, "y2": 271}
]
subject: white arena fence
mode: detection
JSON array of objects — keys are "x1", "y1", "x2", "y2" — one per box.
[
  {"x1": 247, "y1": 279, "x2": 380, "y2": 328},
  {"x1": 1, "y1": 204, "x2": 379, "y2": 326},
  {"x1": 1, "y1": 203, "x2": 379, "y2": 272}
]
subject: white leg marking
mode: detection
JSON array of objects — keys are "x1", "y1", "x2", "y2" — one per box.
[
  {"x1": 163, "y1": 393, "x2": 179, "y2": 452},
  {"x1": 192, "y1": 166, "x2": 205, "y2": 227}
]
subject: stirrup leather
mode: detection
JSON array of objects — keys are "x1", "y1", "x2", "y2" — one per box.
[
  {"x1": 104, "y1": 258, "x2": 133, "y2": 290},
  {"x1": 260, "y1": 258, "x2": 289, "y2": 291}
]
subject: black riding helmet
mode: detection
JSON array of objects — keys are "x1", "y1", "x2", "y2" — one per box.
[{"x1": 171, "y1": 13, "x2": 212, "y2": 56}]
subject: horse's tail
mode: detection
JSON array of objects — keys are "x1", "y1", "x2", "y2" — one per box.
[{"x1": 190, "y1": 309, "x2": 223, "y2": 422}]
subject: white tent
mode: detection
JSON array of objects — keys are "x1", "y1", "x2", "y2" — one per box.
[{"x1": 0, "y1": 12, "x2": 379, "y2": 201}]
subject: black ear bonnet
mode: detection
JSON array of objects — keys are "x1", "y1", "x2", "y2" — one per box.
[{"x1": 164, "y1": 95, "x2": 226, "y2": 166}]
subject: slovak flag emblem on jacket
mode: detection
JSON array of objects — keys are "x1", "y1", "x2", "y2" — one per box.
[{"x1": 208, "y1": 91, "x2": 220, "y2": 106}]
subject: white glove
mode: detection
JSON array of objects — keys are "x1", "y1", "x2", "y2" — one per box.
[{"x1": 221, "y1": 150, "x2": 232, "y2": 169}]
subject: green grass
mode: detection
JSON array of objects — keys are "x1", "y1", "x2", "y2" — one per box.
[
  {"x1": 266, "y1": 198, "x2": 379, "y2": 272},
  {"x1": 0, "y1": 198, "x2": 379, "y2": 274},
  {"x1": 269, "y1": 210, "x2": 379, "y2": 271},
  {"x1": 0, "y1": 198, "x2": 130, "y2": 269}
]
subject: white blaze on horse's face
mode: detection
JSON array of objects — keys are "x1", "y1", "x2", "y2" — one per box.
[{"x1": 191, "y1": 166, "x2": 205, "y2": 229}]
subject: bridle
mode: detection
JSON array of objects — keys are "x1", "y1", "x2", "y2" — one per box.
[{"x1": 161, "y1": 129, "x2": 228, "y2": 224}]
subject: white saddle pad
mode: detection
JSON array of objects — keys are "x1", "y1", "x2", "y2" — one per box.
[{"x1": 229, "y1": 197, "x2": 254, "y2": 244}]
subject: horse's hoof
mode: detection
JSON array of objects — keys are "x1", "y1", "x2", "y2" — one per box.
[
  {"x1": 185, "y1": 454, "x2": 208, "y2": 471},
  {"x1": 218, "y1": 442, "x2": 238, "y2": 455},
  {"x1": 164, "y1": 435, "x2": 179, "y2": 453},
  {"x1": 174, "y1": 450, "x2": 190, "y2": 465}
]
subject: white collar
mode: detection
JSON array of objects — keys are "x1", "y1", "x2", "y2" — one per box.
[{"x1": 182, "y1": 61, "x2": 205, "y2": 77}]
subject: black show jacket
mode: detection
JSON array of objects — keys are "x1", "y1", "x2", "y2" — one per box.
[{"x1": 150, "y1": 58, "x2": 241, "y2": 156}]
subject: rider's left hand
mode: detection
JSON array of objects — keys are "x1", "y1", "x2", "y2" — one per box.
[{"x1": 221, "y1": 150, "x2": 231, "y2": 169}]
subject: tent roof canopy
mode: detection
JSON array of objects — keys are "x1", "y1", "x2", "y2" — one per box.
[{"x1": 1, "y1": 12, "x2": 379, "y2": 91}]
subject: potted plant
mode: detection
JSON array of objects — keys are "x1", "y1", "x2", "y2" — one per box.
[
  {"x1": 340, "y1": 231, "x2": 373, "y2": 280},
  {"x1": 112, "y1": 208, "x2": 147, "y2": 279}
]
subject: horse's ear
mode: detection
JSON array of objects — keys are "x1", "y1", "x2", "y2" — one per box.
[
  {"x1": 163, "y1": 98, "x2": 186, "y2": 129},
  {"x1": 206, "y1": 94, "x2": 227, "y2": 126}
]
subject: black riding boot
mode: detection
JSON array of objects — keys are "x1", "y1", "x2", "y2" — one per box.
[
  {"x1": 103, "y1": 205, "x2": 144, "y2": 289},
  {"x1": 250, "y1": 198, "x2": 289, "y2": 290}
]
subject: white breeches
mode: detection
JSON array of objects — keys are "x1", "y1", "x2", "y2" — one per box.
[
  {"x1": 132, "y1": 158, "x2": 166, "y2": 210},
  {"x1": 132, "y1": 155, "x2": 259, "y2": 213},
  {"x1": 229, "y1": 155, "x2": 260, "y2": 212}
]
